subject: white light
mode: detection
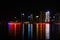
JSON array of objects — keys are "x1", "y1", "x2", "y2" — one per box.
[
  {"x1": 45, "y1": 23, "x2": 50, "y2": 40},
  {"x1": 14, "y1": 17, "x2": 16, "y2": 19},
  {"x1": 46, "y1": 11, "x2": 50, "y2": 14},
  {"x1": 53, "y1": 16, "x2": 55, "y2": 18},
  {"x1": 30, "y1": 14, "x2": 33, "y2": 16},
  {"x1": 36, "y1": 16, "x2": 39, "y2": 18},
  {"x1": 45, "y1": 11, "x2": 50, "y2": 22},
  {"x1": 31, "y1": 24, "x2": 33, "y2": 38},
  {"x1": 21, "y1": 13, "x2": 24, "y2": 16}
]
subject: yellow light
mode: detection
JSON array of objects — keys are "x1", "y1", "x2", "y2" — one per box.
[
  {"x1": 16, "y1": 20, "x2": 18, "y2": 22},
  {"x1": 24, "y1": 21, "x2": 29, "y2": 24},
  {"x1": 36, "y1": 16, "x2": 39, "y2": 18}
]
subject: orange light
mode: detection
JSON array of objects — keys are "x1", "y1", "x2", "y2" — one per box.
[
  {"x1": 36, "y1": 23, "x2": 39, "y2": 40},
  {"x1": 24, "y1": 21, "x2": 29, "y2": 24},
  {"x1": 39, "y1": 23, "x2": 43, "y2": 40}
]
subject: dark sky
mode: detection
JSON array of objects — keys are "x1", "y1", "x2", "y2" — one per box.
[
  {"x1": 0, "y1": 0, "x2": 60, "y2": 17},
  {"x1": 16, "y1": 0, "x2": 59, "y2": 12}
]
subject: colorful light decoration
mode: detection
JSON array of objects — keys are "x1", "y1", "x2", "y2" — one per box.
[
  {"x1": 8, "y1": 22, "x2": 50, "y2": 40},
  {"x1": 8, "y1": 22, "x2": 15, "y2": 36},
  {"x1": 35, "y1": 22, "x2": 50, "y2": 40},
  {"x1": 7, "y1": 10, "x2": 51, "y2": 40},
  {"x1": 35, "y1": 23, "x2": 45, "y2": 40},
  {"x1": 8, "y1": 22, "x2": 21, "y2": 36}
]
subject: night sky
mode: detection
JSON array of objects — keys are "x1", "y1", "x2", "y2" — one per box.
[
  {"x1": 0, "y1": 0, "x2": 60, "y2": 21},
  {"x1": 0, "y1": 0, "x2": 60, "y2": 40},
  {"x1": 0, "y1": 0, "x2": 60, "y2": 15}
]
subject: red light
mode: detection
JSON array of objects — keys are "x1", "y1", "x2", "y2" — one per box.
[{"x1": 8, "y1": 22, "x2": 21, "y2": 36}]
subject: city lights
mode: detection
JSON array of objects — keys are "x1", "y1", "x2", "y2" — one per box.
[
  {"x1": 4, "y1": 10, "x2": 59, "y2": 40},
  {"x1": 1, "y1": 0, "x2": 59, "y2": 40}
]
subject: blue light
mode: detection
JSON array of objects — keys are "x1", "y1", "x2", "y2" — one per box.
[
  {"x1": 53, "y1": 16, "x2": 55, "y2": 19},
  {"x1": 28, "y1": 16, "x2": 30, "y2": 19},
  {"x1": 28, "y1": 24, "x2": 31, "y2": 39},
  {"x1": 8, "y1": 22, "x2": 11, "y2": 31}
]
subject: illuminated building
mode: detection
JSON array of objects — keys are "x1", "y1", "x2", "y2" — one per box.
[{"x1": 45, "y1": 11, "x2": 50, "y2": 40}]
